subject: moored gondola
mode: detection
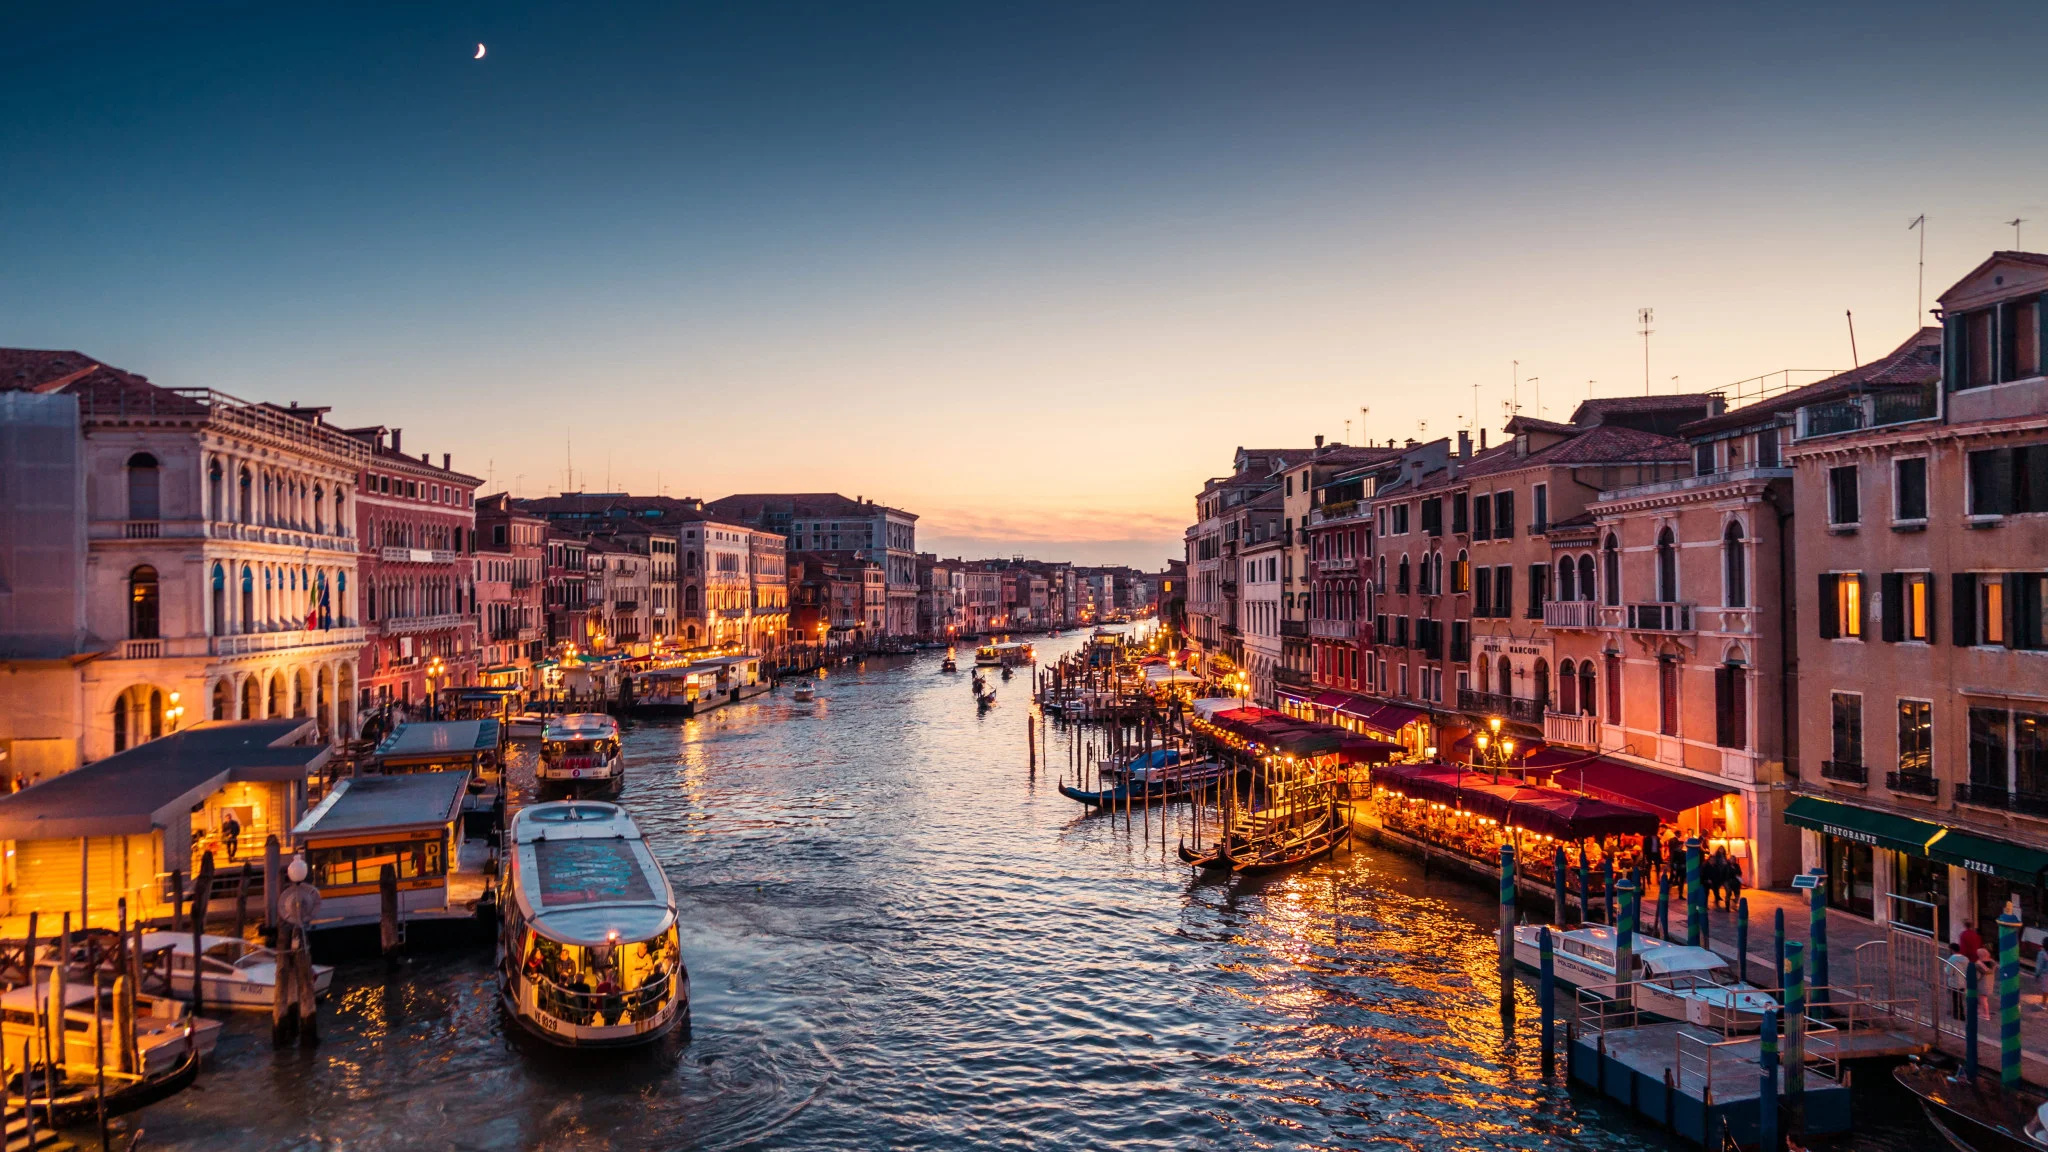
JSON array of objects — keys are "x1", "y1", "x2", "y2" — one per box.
[{"x1": 1893, "y1": 1060, "x2": 2048, "y2": 1152}]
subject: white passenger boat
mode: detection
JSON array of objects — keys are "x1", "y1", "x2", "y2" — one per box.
[
  {"x1": 537, "y1": 714, "x2": 623, "y2": 796},
  {"x1": 509, "y1": 711, "x2": 550, "y2": 738},
  {"x1": 137, "y1": 931, "x2": 335, "y2": 1010},
  {"x1": 791, "y1": 683, "x2": 816, "y2": 703},
  {"x1": 1509, "y1": 924, "x2": 1777, "y2": 1028},
  {"x1": 497, "y1": 801, "x2": 688, "y2": 1047},
  {"x1": 974, "y1": 642, "x2": 1033, "y2": 667},
  {"x1": 1, "y1": 980, "x2": 222, "y2": 1074}
]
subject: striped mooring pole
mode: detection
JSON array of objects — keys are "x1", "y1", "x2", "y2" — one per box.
[
  {"x1": 1616, "y1": 875, "x2": 1637, "y2": 991},
  {"x1": 1773, "y1": 907, "x2": 1786, "y2": 994},
  {"x1": 1657, "y1": 871, "x2": 1671, "y2": 939},
  {"x1": 1737, "y1": 896, "x2": 1751, "y2": 985},
  {"x1": 1785, "y1": 940, "x2": 1807, "y2": 1126},
  {"x1": 1602, "y1": 857, "x2": 1615, "y2": 925},
  {"x1": 1759, "y1": 1006, "x2": 1780, "y2": 1152},
  {"x1": 1499, "y1": 842, "x2": 1517, "y2": 1024},
  {"x1": 1809, "y1": 868, "x2": 1830, "y2": 1008},
  {"x1": 1685, "y1": 836, "x2": 1703, "y2": 946},
  {"x1": 2001, "y1": 903, "x2": 2023, "y2": 1089},
  {"x1": 1553, "y1": 844, "x2": 1570, "y2": 924},
  {"x1": 1538, "y1": 925, "x2": 1556, "y2": 1077}
]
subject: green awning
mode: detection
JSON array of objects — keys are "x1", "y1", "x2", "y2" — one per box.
[
  {"x1": 1783, "y1": 795, "x2": 1944, "y2": 856},
  {"x1": 1925, "y1": 828, "x2": 2048, "y2": 885}
]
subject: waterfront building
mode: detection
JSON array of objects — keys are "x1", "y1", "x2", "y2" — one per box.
[
  {"x1": 1185, "y1": 447, "x2": 1315, "y2": 687},
  {"x1": 1360, "y1": 437, "x2": 1462, "y2": 723},
  {"x1": 347, "y1": 427, "x2": 481, "y2": 721},
  {"x1": 1238, "y1": 490, "x2": 1287, "y2": 704},
  {"x1": 962, "y1": 568, "x2": 1003, "y2": 634},
  {"x1": 542, "y1": 532, "x2": 590, "y2": 650},
  {"x1": 474, "y1": 493, "x2": 548, "y2": 686},
  {"x1": 917, "y1": 555, "x2": 967, "y2": 640},
  {"x1": 1, "y1": 351, "x2": 369, "y2": 763},
  {"x1": 1780, "y1": 250, "x2": 2048, "y2": 938},
  {"x1": 585, "y1": 538, "x2": 651, "y2": 654},
  {"x1": 704, "y1": 494, "x2": 919, "y2": 638},
  {"x1": 1276, "y1": 442, "x2": 1400, "y2": 703}
]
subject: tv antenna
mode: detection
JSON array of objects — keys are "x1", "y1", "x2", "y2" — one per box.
[
  {"x1": 1526, "y1": 377, "x2": 1540, "y2": 418},
  {"x1": 1637, "y1": 308, "x2": 1655, "y2": 394},
  {"x1": 1360, "y1": 407, "x2": 1369, "y2": 446},
  {"x1": 1908, "y1": 215, "x2": 1926, "y2": 322},
  {"x1": 2010, "y1": 217, "x2": 2028, "y2": 248},
  {"x1": 1846, "y1": 309, "x2": 1859, "y2": 366}
]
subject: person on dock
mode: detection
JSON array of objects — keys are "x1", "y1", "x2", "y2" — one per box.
[
  {"x1": 1945, "y1": 943, "x2": 1971, "y2": 1019},
  {"x1": 222, "y1": 810, "x2": 242, "y2": 862}
]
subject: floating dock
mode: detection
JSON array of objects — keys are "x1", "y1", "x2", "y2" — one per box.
[{"x1": 1570, "y1": 1019, "x2": 1852, "y2": 1144}]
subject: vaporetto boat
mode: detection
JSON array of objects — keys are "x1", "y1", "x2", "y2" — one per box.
[
  {"x1": 497, "y1": 801, "x2": 688, "y2": 1047},
  {"x1": 1509, "y1": 923, "x2": 1778, "y2": 1030},
  {"x1": 536, "y1": 713, "x2": 624, "y2": 796}
]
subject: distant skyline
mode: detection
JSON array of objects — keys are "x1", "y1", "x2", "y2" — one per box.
[{"x1": 5, "y1": 2, "x2": 2046, "y2": 567}]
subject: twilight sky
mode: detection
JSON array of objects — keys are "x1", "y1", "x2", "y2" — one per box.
[{"x1": 4, "y1": 2, "x2": 2045, "y2": 567}]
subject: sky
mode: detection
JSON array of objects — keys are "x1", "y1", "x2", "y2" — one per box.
[{"x1": 4, "y1": 2, "x2": 2046, "y2": 567}]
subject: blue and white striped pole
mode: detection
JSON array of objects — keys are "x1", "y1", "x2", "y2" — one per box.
[
  {"x1": 1500, "y1": 842, "x2": 1517, "y2": 1024},
  {"x1": 1759, "y1": 1006, "x2": 1780, "y2": 1152},
  {"x1": 1539, "y1": 925, "x2": 1556, "y2": 1076},
  {"x1": 1809, "y1": 868, "x2": 1829, "y2": 1009},
  {"x1": 1784, "y1": 940, "x2": 1806, "y2": 1106}
]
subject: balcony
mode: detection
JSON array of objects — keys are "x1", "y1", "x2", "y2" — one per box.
[
  {"x1": 1796, "y1": 383, "x2": 1938, "y2": 441},
  {"x1": 1955, "y1": 784, "x2": 2048, "y2": 817},
  {"x1": 1310, "y1": 618, "x2": 1355, "y2": 640},
  {"x1": 382, "y1": 614, "x2": 467, "y2": 636},
  {"x1": 1886, "y1": 771, "x2": 1939, "y2": 798},
  {"x1": 211, "y1": 625, "x2": 367, "y2": 656},
  {"x1": 91, "y1": 519, "x2": 358, "y2": 554},
  {"x1": 116, "y1": 639, "x2": 163, "y2": 659},
  {"x1": 1544, "y1": 710, "x2": 1600, "y2": 749},
  {"x1": 613, "y1": 601, "x2": 639, "y2": 613},
  {"x1": 1315, "y1": 555, "x2": 1358, "y2": 574},
  {"x1": 1280, "y1": 619, "x2": 1308, "y2": 638},
  {"x1": 380, "y1": 546, "x2": 461, "y2": 565},
  {"x1": 124, "y1": 520, "x2": 161, "y2": 539},
  {"x1": 1820, "y1": 759, "x2": 1868, "y2": 785},
  {"x1": 1626, "y1": 602, "x2": 1695, "y2": 632},
  {"x1": 1220, "y1": 623, "x2": 1240, "y2": 637},
  {"x1": 1543, "y1": 600, "x2": 1599, "y2": 630},
  {"x1": 1458, "y1": 689, "x2": 1543, "y2": 725},
  {"x1": 1275, "y1": 667, "x2": 1311, "y2": 687}
]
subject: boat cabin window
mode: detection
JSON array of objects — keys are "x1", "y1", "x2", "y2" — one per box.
[
  {"x1": 542, "y1": 738, "x2": 618, "y2": 762},
  {"x1": 512, "y1": 923, "x2": 681, "y2": 1026},
  {"x1": 307, "y1": 838, "x2": 447, "y2": 887}
]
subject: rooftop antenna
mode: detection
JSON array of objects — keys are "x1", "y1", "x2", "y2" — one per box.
[
  {"x1": 1360, "y1": 406, "x2": 1369, "y2": 446},
  {"x1": 1908, "y1": 214, "x2": 1926, "y2": 322},
  {"x1": 1587, "y1": 379, "x2": 1596, "y2": 401},
  {"x1": 566, "y1": 435, "x2": 573, "y2": 495},
  {"x1": 1526, "y1": 377, "x2": 1540, "y2": 418},
  {"x1": 2010, "y1": 217, "x2": 2027, "y2": 248},
  {"x1": 514, "y1": 473, "x2": 524, "y2": 497},
  {"x1": 1344, "y1": 418, "x2": 1352, "y2": 443},
  {"x1": 1472, "y1": 379, "x2": 1482, "y2": 431},
  {"x1": 1511, "y1": 360, "x2": 1519, "y2": 416},
  {"x1": 1846, "y1": 309, "x2": 1859, "y2": 366},
  {"x1": 1637, "y1": 308, "x2": 1655, "y2": 395}
]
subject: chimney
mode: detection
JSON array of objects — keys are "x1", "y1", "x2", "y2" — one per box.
[
  {"x1": 1479, "y1": 429, "x2": 1488, "y2": 450},
  {"x1": 1458, "y1": 430, "x2": 1471, "y2": 460},
  {"x1": 392, "y1": 428, "x2": 403, "y2": 453},
  {"x1": 442, "y1": 452, "x2": 451, "y2": 470},
  {"x1": 1404, "y1": 437, "x2": 1418, "y2": 448},
  {"x1": 421, "y1": 452, "x2": 430, "y2": 463},
  {"x1": 1314, "y1": 434, "x2": 1325, "y2": 450}
]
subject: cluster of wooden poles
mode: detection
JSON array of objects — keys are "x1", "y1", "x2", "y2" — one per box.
[
  {"x1": 13, "y1": 900, "x2": 155, "y2": 1149},
  {"x1": 156, "y1": 836, "x2": 321, "y2": 1045}
]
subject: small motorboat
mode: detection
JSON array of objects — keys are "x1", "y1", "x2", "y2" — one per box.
[
  {"x1": 940, "y1": 656, "x2": 957, "y2": 673},
  {"x1": 1506, "y1": 924, "x2": 1777, "y2": 1027},
  {"x1": 509, "y1": 711, "x2": 549, "y2": 739},
  {"x1": 1, "y1": 978, "x2": 222, "y2": 1079},
  {"x1": 1894, "y1": 1060, "x2": 2048, "y2": 1151},
  {"x1": 791, "y1": 683, "x2": 816, "y2": 703},
  {"x1": 138, "y1": 930, "x2": 335, "y2": 1011}
]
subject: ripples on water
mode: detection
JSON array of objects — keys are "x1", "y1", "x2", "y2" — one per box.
[{"x1": 133, "y1": 637, "x2": 1927, "y2": 1149}]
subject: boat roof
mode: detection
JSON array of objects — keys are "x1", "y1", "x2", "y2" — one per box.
[
  {"x1": 376, "y1": 719, "x2": 499, "y2": 759},
  {"x1": 542, "y1": 713, "x2": 618, "y2": 740},
  {"x1": 507, "y1": 802, "x2": 674, "y2": 943},
  {"x1": 0, "y1": 983, "x2": 98, "y2": 1009},
  {"x1": 292, "y1": 771, "x2": 469, "y2": 839},
  {"x1": 1641, "y1": 946, "x2": 1734, "y2": 974}
]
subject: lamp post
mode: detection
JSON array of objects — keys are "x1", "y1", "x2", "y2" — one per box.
[{"x1": 426, "y1": 656, "x2": 446, "y2": 719}]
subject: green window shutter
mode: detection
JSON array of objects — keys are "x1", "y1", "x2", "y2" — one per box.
[
  {"x1": 1818, "y1": 573, "x2": 1840, "y2": 639},
  {"x1": 1953, "y1": 573, "x2": 1978, "y2": 646},
  {"x1": 1881, "y1": 572, "x2": 1904, "y2": 642},
  {"x1": 1945, "y1": 314, "x2": 1966, "y2": 391},
  {"x1": 1857, "y1": 572, "x2": 1870, "y2": 637},
  {"x1": 1925, "y1": 574, "x2": 1939, "y2": 645},
  {"x1": 2006, "y1": 572, "x2": 2026, "y2": 649}
]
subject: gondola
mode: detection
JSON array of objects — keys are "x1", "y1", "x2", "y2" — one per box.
[
  {"x1": 1233, "y1": 817, "x2": 1350, "y2": 875},
  {"x1": 16, "y1": 1043, "x2": 201, "y2": 1128},
  {"x1": 1894, "y1": 1060, "x2": 2048, "y2": 1152},
  {"x1": 1177, "y1": 837, "x2": 1245, "y2": 871}
]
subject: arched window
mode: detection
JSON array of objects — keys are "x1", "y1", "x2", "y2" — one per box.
[
  {"x1": 1559, "y1": 659, "x2": 1578, "y2": 713},
  {"x1": 211, "y1": 563, "x2": 227, "y2": 636},
  {"x1": 1533, "y1": 658, "x2": 1550, "y2": 709},
  {"x1": 1397, "y1": 555, "x2": 1410, "y2": 593},
  {"x1": 1603, "y1": 534, "x2": 1621, "y2": 606},
  {"x1": 267, "y1": 675, "x2": 282, "y2": 718},
  {"x1": 126, "y1": 452, "x2": 160, "y2": 520},
  {"x1": 685, "y1": 585, "x2": 700, "y2": 612},
  {"x1": 1497, "y1": 655, "x2": 1512, "y2": 697},
  {"x1": 239, "y1": 468, "x2": 253, "y2": 523},
  {"x1": 1578, "y1": 554, "x2": 1596, "y2": 602},
  {"x1": 1723, "y1": 522, "x2": 1747, "y2": 607},
  {"x1": 1557, "y1": 557, "x2": 1576, "y2": 601},
  {"x1": 112, "y1": 695, "x2": 130, "y2": 753},
  {"x1": 241, "y1": 677, "x2": 258, "y2": 719},
  {"x1": 128, "y1": 566, "x2": 160, "y2": 639},
  {"x1": 1477, "y1": 653, "x2": 1490, "y2": 694},
  {"x1": 332, "y1": 491, "x2": 345, "y2": 535},
  {"x1": 313, "y1": 486, "x2": 325, "y2": 534},
  {"x1": 207, "y1": 459, "x2": 223, "y2": 518},
  {"x1": 1579, "y1": 662, "x2": 1596, "y2": 716},
  {"x1": 1656, "y1": 528, "x2": 1678, "y2": 602},
  {"x1": 240, "y1": 566, "x2": 255, "y2": 632},
  {"x1": 337, "y1": 573, "x2": 348, "y2": 625},
  {"x1": 212, "y1": 680, "x2": 230, "y2": 721}
]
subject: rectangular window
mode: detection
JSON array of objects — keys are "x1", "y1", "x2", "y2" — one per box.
[
  {"x1": 2020, "y1": 713, "x2": 2048, "y2": 796},
  {"x1": 1695, "y1": 443, "x2": 1716, "y2": 476},
  {"x1": 1526, "y1": 563, "x2": 1547, "y2": 617},
  {"x1": 1969, "y1": 707, "x2": 2009, "y2": 791},
  {"x1": 1894, "y1": 457, "x2": 1927, "y2": 521},
  {"x1": 1830, "y1": 692, "x2": 1863, "y2": 768},
  {"x1": 1605, "y1": 653, "x2": 1622, "y2": 724},
  {"x1": 1755, "y1": 427, "x2": 1780, "y2": 467},
  {"x1": 1828, "y1": 465, "x2": 1860, "y2": 525},
  {"x1": 1398, "y1": 663, "x2": 1409, "y2": 697},
  {"x1": 1532, "y1": 484, "x2": 1548, "y2": 533},
  {"x1": 1451, "y1": 493, "x2": 1469, "y2": 534},
  {"x1": 1838, "y1": 574, "x2": 1863, "y2": 638},
  {"x1": 1495, "y1": 491, "x2": 1515, "y2": 539},
  {"x1": 1472, "y1": 495, "x2": 1492, "y2": 540},
  {"x1": 1714, "y1": 663, "x2": 1746, "y2": 749},
  {"x1": 1473, "y1": 568, "x2": 1492, "y2": 617},
  {"x1": 1421, "y1": 498, "x2": 1442, "y2": 537},
  {"x1": 1658, "y1": 659, "x2": 1679, "y2": 736},
  {"x1": 1495, "y1": 567, "x2": 1512, "y2": 617},
  {"x1": 1897, "y1": 699, "x2": 1932, "y2": 776},
  {"x1": 2016, "y1": 300, "x2": 2043, "y2": 380},
  {"x1": 1982, "y1": 577, "x2": 2006, "y2": 645},
  {"x1": 1967, "y1": 309, "x2": 1995, "y2": 388},
  {"x1": 1880, "y1": 572, "x2": 1933, "y2": 642}
]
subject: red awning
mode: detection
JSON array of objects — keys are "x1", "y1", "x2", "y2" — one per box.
[
  {"x1": 1312, "y1": 691, "x2": 1351, "y2": 708},
  {"x1": 1551, "y1": 758, "x2": 1735, "y2": 822}
]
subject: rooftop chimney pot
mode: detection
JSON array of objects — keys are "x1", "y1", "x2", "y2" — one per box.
[
  {"x1": 442, "y1": 452, "x2": 451, "y2": 470},
  {"x1": 1458, "y1": 430, "x2": 1471, "y2": 460},
  {"x1": 391, "y1": 429, "x2": 403, "y2": 453}
]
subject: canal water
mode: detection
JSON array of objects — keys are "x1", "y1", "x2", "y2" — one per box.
[{"x1": 135, "y1": 635, "x2": 1932, "y2": 1150}]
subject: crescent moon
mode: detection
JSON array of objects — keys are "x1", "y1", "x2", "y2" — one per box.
[{"x1": 474, "y1": 43, "x2": 486, "y2": 59}]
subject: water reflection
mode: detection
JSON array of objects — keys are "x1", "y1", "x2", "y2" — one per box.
[{"x1": 128, "y1": 636, "x2": 1921, "y2": 1149}]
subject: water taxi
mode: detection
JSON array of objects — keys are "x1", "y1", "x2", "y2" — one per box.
[
  {"x1": 1508, "y1": 924, "x2": 1777, "y2": 1028},
  {"x1": 791, "y1": 683, "x2": 816, "y2": 703},
  {"x1": 138, "y1": 931, "x2": 336, "y2": 1010},
  {"x1": 537, "y1": 714, "x2": 624, "y2": 796},
  {"x1": 974, "y1": 641, "x2": 1033, "y2": 668},
  {"x1": 498, "y1": 802, "x2": 687, "y2": 1047}
]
